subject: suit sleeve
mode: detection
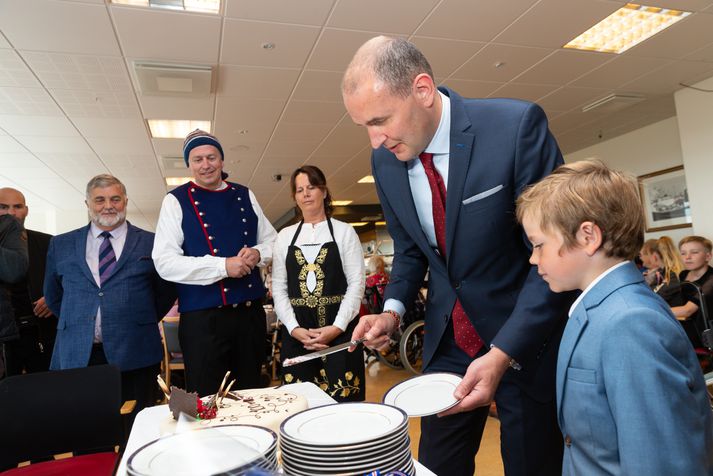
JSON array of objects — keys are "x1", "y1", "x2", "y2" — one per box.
[
  {"x1": 373, "y1": 154, "x2": 429, "y2": 312},
  {"x1": 43, "y1": 237, "x2": 63, "y2": 317},
  {"x1": 490, "y1": 103, "x2": 574, "y2": 362},
  {"x1": 601, "y1": 308, "x2": 712, "y2": 473},
  {"x1": 0, "y1": 216, "x2": 28, "y2": 284}
]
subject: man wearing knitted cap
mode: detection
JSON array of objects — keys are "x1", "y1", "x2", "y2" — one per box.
[{"x1": 153, "y1": 129, "x2": 278, "y2": 395}]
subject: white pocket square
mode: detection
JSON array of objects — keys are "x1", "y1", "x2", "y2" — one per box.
[{"x1": 462, "y1": 184, "x2": 504, "y2": 205}]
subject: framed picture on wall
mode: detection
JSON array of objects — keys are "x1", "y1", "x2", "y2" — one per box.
[{"x1": 638, "y1": 165, "x2": 693, "y2": 232}]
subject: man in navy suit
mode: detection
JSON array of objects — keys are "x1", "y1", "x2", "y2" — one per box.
[
  {"x1": 44, "y1": 175, "x2": 175, "y2": 412},
  {"x1": 343, "y1": 37, "x2": 574, "y2": 475}
]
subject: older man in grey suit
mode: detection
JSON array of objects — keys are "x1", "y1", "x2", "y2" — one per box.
[{"x1": 44, "y1": 175, "x2": 175, "y2": 412}]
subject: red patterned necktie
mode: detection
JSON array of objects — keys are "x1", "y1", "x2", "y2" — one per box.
[
  {"x1": 419, "y1": 153, "x2": 483, "y2": 358},
  {"x1": 98, "y1": 231, "x2": 116, "y2": 286}
]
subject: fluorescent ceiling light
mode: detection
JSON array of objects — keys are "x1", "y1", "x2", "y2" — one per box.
[
  {"x1": 358, "y1": 175, "x2": 375, "y2": 184},
  {"x1": 111, "y1": 0, "x2": 220, "y2": 14},
  {"x1": 349, "y1": 222, "x2": 368, "y2": 227},
  {"x1": 332, "y1": 200, "x2": 353, "y2": 206},
  {"x1": 165, "y1": 177, "x2": 192, "y2": 186},
  {"x1": 564, "y1": 3, "x2": 690, "y2": 54},
  {"x1": 148, "y1": 120, "x2": 211, "y2": 139}
]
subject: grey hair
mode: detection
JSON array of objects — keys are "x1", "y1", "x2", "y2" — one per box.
[
  {"x1": 85, "y1": 174, "x2": 127, "y2": 200},
  {"x1": 343, "y1": 36, "x2": 434, "y2": 98}
]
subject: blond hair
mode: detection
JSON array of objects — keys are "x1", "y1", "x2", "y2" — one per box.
[
  {"x1": 516, "y1": 159, "x2": 644, "y2": 260},
  {"x1": 679, "y1": 235, "x2": 713, "y2": 253}
]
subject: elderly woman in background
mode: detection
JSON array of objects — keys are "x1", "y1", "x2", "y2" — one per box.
[{"x1": 272, "y1": 166, "x2": 365, "y2": 401}]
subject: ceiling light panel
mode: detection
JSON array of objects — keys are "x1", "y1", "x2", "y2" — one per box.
[
  {"x1": 111, "y1": 0, "x2": 220, "y2": 14},
  {"x1": 148, "y1": 119, "x2": 211, "y2": 138},
  {"x1": 564, "y1": 3, "x2": 690, "y2": 54}
]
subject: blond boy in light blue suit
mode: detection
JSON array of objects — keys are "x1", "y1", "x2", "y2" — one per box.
[{"x1": 517, "y1": 159, "x2": 713, "y2": 475}]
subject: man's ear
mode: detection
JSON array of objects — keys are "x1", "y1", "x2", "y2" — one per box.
[
  {"x1": 577, "y1": 221, "x2": 603, "y2": 256},
  {"x1": 413, "y1": 73, "x2": 436, "y2": 106}
]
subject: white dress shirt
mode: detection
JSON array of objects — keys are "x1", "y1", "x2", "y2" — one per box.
[
  {"x1": 383, "y1": 91, "x2": 451, "y2": 318},
  {"x1": 568, "y1": 261, "x2": 629, "y2": 317},
  {"x1": 86, "y1": 221, "x2": 128, "y2": 343},
  {"x1": 272, "y1": 219, "x2": 365, "y2": 334},
  {"x1": 152, "y1": 181, "x2": 277, "y2": 285}
]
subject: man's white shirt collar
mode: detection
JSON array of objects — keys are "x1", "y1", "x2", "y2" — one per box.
[
  {"x1": 422, "y1": 91, "x2": 450, "y2": 156},
  {"x1": 90, "y1": 220, "x2": 128, "y2": 240}
]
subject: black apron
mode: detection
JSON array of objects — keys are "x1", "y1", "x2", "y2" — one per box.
[{"x1": 280, "y1": 219, "x2": 365, "y2": 402}]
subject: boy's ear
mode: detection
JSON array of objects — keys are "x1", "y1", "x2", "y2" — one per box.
[{"x1": 576, "y1": 221, "x2": 603, "y2": 256}]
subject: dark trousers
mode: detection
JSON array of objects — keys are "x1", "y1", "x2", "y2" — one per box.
[
  {"x1": 419, "y1": 377, "x2": 563, "y2": 476},
  {"x1": 88, "y1": 343, "x2": 160, "y2": 416},
  {"x1": 179, "y1": 301, "x2": 266, "y2": 397}
]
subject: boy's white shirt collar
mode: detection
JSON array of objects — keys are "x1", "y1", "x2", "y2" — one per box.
[{"x1": 568, "y1": 260, "x2": 629, "y2": 317}]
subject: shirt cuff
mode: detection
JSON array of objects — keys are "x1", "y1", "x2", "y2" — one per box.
[{"x1": 383, "y1": 298, "x2": 406, "y2": 318}]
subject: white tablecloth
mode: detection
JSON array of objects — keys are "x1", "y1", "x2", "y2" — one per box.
[{"x1": 117, "y1": 382, "x2": 434, "y2": 476}]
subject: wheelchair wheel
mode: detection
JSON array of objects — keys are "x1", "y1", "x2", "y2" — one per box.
[
  {"x1": 400, "y1": 320, "x2": 425, "y2": 375},
  {"x1": 376, "y1": 336, "x2": 405, "y2": 370}
]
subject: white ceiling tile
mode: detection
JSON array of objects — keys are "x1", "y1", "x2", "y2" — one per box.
[
  {"x1": 495, "y1": 0, "x2": 619, "y2": 49},
  {"x1": 411, "y1": 37, "x2": 485, "y2": 78},
  {"x1": 644, "y1": 0, "x2": 713, "y2": 10},
  {"x1": 111, "y1": 7, "x2": 221, "y2": 63},
  {"x1": 328, "y1": 0, "x2": 438, "y2": 34},
  {"x1": 0, "y1": 87, "x2": 63, "y2": 116},
  {"x1": 139, "y1": 95, "x2": 214, "y2": 120},
  {"x1": 490, "y1": 83, "x2": 559, "y2": 102},
  {"x1": 271, "y1": 121, "x2": 334, "y2": 143},
  {"x1": 20, "y1": 52, "x2": 131, "y2": 92},
  {"x1": 214, "y1": 97, "x2": 286, "y2": 133},
  {"x1": 307, "y1": 29, "x2": 386, "y2": 72},
  {"x1": 514, "y1": 49, "x2": 612, "y2": 86},
  {"x1": 0, "y1": 32, "x2": 10, "y2": 49},
  {"x1": 282, "y1": 100, "x2": 345, "y2": 124},
  {"x1": 218, "y1": 65, "x2": 300, "y2": 99},
  {"x1": 417, "y1": 0, "x2": 539, "y2": 42},
  {"x1": 620, "y1": 59, "x2": 713, "y2": 94},
  {"x1": 221, "y1": 20, "x2": 320, "y2": 68},
  {"x1": 292, "y1": 70, "x2": 343, "y2": 101},
  {"x1": 0, "y1": 115, "x2": 78, "y2": 136},
  {"x1": 72, "y1": 117, "x2": 147, "y2": 138},
  {"x1": 537, "y1": 86, "x2": 611, "y2": 113},
  {"x1": 685, "y1": 41, "x2": 713, "y2": 62},
  {"x1": 626, "y1": 12, "x2": 713, "y2": 59},
  {"x1": 50, "y1": 89, "x2": 140, "y2": 118},
  {"x1": 224, "y1": 0, "x2": 335, "y2": 25},
  {"x1": 572, "y1": 55, "x2": 672, "y2": 89},
  {"x1": 18, "y1": 136, "x2": 93, "y2": 154},
  {"x1": 0, "y1": 0, "x2": 120, "y2": 55},
  {"x1": 439, "y1": 79, "x2": 503, "y2": 98},
  {"x1": 87, "y1": 136, "x2": 154, "y2": 156},
  {"x1": 0, "y1": 136, "x2": 27, "y2": 153},
  {"x1": 452, "y1": 44, "x2": 553, "y2": 82},
  {"x1": 0, "y1": 50, "x2": 41, "y2": 88}
]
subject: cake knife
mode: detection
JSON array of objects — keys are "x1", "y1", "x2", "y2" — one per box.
[{"x1": 282, "y1": 338, "x2": 366, "y2": 367}]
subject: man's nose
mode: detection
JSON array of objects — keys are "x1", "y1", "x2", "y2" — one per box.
[{"x1": 367, "y1": 129, "x2": 386, "y2": 149}]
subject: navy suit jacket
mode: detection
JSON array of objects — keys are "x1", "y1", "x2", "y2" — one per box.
[
  {"x1": 558, "y1": 262, "x2": 713, "y2": 474},
  {"x1": 373, "y1": 88, "x2": 574, "y2": 400},
  {"x1": 44, "y1": 222, "x2": 176, "y2": 371}
]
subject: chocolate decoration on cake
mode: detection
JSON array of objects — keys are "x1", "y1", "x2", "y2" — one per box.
[{"x1": 168, "y1": 386, "x2": 199, "y2": 420}]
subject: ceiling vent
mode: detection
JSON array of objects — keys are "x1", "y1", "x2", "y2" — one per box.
[
  {"x1": 134, "y1": 62, "x2": 213, "y2": 97},
  {"x1": 582, "y1": 93, "x2": 645, "y2": 113}
]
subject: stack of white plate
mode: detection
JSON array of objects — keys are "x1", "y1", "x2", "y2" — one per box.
[
  {"x1": 127, "y1": 424, "x2": 278, "y2": 476},
  {"x1": 279, "y1": 402, "x2": 414, "y2": 475}
]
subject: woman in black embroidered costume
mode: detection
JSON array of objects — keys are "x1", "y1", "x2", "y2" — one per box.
[{"x1": 272, "y1": 166, "x2": 366, "y2": 401}]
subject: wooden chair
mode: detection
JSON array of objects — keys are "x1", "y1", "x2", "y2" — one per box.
[
  {"x1": 161, "y1": 318, "x2": 184, "y2": 388},
  {"x1": 0, "y1": 364, "x2": 134, "y2": 475}
]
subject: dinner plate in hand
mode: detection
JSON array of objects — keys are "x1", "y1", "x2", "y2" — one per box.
[
  {"x1": 382, "y1": 372, "x2": 462, "y2": 417},
  {"x1": 127, "y1": 424, "x2": 275, "y2": 476},
  {"x1": 280, "y1": 402, "x2": 407, "y2": 446}
]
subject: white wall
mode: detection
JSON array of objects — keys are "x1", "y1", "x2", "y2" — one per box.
[
  {"x1": 564, "y1": 116, "x2": 691, "y2": 243},
  {"x1": 674, "y1": 75, "x2": 713, "y2": 241}
]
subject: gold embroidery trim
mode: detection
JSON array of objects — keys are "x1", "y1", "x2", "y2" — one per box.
[{"x1": 289, "y1": 247, "x2": 343, "y2": 327}]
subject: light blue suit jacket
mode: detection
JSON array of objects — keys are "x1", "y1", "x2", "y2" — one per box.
[
  {"x1": 44, "y1": 223, "x2": 176, "y2": 371},
  {"x1": 558, "y1": 262, "x2": 713, "y2": 475}
]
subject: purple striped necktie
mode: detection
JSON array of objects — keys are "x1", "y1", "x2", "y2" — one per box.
[{"x1": 98, "y1": 231, "x2": 116, "y2": 286}]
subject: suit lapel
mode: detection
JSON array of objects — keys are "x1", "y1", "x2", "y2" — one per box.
[
  {"x1": 442, "y1": 88, "x2": 475, "y2": 263},
  {"x1": 75, "y1": 224, "x2": 97, "y2": 285},
  {"x1": 556, "y1": 304, "x2": 588, "y2": 428}
]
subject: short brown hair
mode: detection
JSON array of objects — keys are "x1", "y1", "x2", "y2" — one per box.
[
  {"x1": 516, "y1": 159, "x2": 644, "y2": 260},
  {"x1": 290, "y1": 165, "x2": 333, "y2": 219},
  {"x1": 679, "y1": 235, "x2": 713, "y2": 253}
]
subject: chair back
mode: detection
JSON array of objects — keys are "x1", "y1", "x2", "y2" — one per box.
[
  {"x1": 0, "y1": 364, "x2": 123, "y2": 470},
  {"x1": 163, "y1": 319, "x2": 182, "y2": 356}
]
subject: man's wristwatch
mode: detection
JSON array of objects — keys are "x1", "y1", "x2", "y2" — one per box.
[{"x1": 489, "y1": 344, "x2": 522, "y2": 371}]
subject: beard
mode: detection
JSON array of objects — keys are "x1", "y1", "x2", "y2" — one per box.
[{"x1": 90, "y1": 208, "x2": 126, "y2": 228}]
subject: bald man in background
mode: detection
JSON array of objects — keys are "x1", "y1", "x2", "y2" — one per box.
[{"x1": 0, "y1": 188, "x2": 55, "y2": 375}]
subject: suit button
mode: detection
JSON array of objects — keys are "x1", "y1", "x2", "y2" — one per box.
[
  {"x1": 246, "y1": 301, "x2": 252, "y2": 307},
  {"x1": 443, "y1": 314, "x2": 449, "y2": 322},
  {"x1": 98, "y1": 292, "x2": 104, "y2": 297},
  {"x1": 564, "y1": 435, "x2": 572, "y2": 447},
  {"x1": 453, "y1": 282, "x2": 461, "y2": 289},
  {"x1": 223, "y1": 288, "x2": 229, "y2": 292}
]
